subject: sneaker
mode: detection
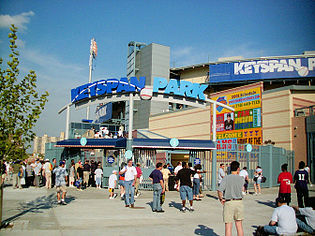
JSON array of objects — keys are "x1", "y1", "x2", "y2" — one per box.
[
  {"x1": 57, "y1": 201, "x2": 61, "y2": 205},
  {"x1": 113, "y1": 193, "x2": 117, "y2": 198},
  {"x1": 254, "y1": 192, "x2": 258, "y2": 195},
  {"x1": 242, "y1": 192, "x2": 246, "y2": 196},
  {"x1": 109, "y1": 197, "x2": 113, "y2": 199},
  {"x1": 61, "y1": 201, "x2": 67, "y2": 205},
  {"x1": 137, "y1": 192, "x2": 141, "y2": 197},
  {"x1": 188, "y1": 207, "x2": 194, "y2": 212},
  {"x1": 156, "y1": 209, "x2": 165, "y2": 213},
  {"x1": 181, "y1": 207, "x2": 186, "y2": 212}
]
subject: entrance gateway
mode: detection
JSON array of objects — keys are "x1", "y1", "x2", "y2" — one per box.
[{"x1": 57, "y1": 76, "x2": 234, "y2": 190}]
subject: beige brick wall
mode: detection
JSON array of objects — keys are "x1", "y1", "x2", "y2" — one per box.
[
  {"x1": 177, "y1": 67, "x2": 208, "y2": 84},
  {"x1": 262, "y1": 89, "x2": 292, "y2": 149},
  {"x1": 149, "y1": 106, "x2": 211, "y2": 139}
]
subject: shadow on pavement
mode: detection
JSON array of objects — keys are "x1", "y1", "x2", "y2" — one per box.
[
  {"x1": 168, "y1": 201, "x2": 182, "y2": 210},
  {"x1": 194, "y1": 224, "x2": 220, "y2": 235},
  {"x1": 206, "y1": 194, "x2": 218, "y2": 200},
  {"x1": 3, "y1": 193, "x2": 76, "y2": 224},
  {"x1": 255, "y1": 200, "x2": 276, "y2": 208}
]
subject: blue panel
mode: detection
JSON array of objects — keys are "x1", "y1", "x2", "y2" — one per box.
[{"x1": 209, "y1": 57, "x2": 315, "y2": 83}]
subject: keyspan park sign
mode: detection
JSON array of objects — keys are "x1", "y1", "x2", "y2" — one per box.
[{"x1": 71, "y1": 77, "x2": 208, "y2": 103}]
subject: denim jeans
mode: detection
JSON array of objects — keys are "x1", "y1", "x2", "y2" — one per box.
[
  {"x1": 193, "y1": 178, "x2": 200, "y2": 196},
  {"x1": 153, "y1": 183, "x2": 162, "y2": 211},
  {"x1": 296, "y1": 218, "x2": 314, "y2": 234},
  {"x1": 124, "y1": 180, "x2": 135, "y2": 205},
  {"x1": 263, "y1": 225, "x2": 277, "y2": 235}
]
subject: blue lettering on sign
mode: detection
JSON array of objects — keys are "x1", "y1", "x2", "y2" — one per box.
[
  {"x1": 71, "y1": 76, "x2": 208, "y2": 103},
  {"x1": 153, "y1": 78, "x2": 207, "y2": 100},
  {"x1": 71, "y1": 77, "x2": 146, "y2": 103}
]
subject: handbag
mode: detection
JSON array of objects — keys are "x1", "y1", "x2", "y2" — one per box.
[
  {"x1": 253, "y1": 176, "x2": 258, "y2": 182},
  {"x1": 20, "y1": 178, "x2": 25, "y2": 185},
  {"x1": 261, "y1": 176, "x2": 266, "y2": 183}
]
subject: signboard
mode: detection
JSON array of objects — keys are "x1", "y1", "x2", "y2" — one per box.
[
  {"x1": 194, "y1": 158, "x2": 201, "y2": 165},
  {"x1": 209, "y1": 57, "x2": 315, "y2": 83},
  {"x1": 107, "y1": 156, "x2": 115, "y2": 164},
  {"x1": 95, "y1": 102, "x2": 112, "y2": 123},
  {"x1": 212, "y1": 84, "x2": 262, "y2": 155},
  {"x1": 71, "y1": 77, "x2": 208, "y2": 103},
  {"x1": 80, "y1": 137, "x2": 87, "y2": 146}
]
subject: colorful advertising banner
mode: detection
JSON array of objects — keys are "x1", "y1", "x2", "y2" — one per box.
[
  {"x1": 212, "y1": 84, "x2": 262, "y2": 155},
  {"x1": 209, "y1": 57, "x2": 315, "y2": 83}
]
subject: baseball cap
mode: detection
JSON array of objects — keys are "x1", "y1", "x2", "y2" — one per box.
[{"x1": 112, "y1": 170, "x2": 117, "y2": 174}]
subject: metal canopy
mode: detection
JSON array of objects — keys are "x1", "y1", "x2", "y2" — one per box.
[
  {"x1": 55, "y1": 138, "x2": 215, "y2": 150},
  {"x1": 55, "y1": 138, "x2": 126, "y2": 149},
  {"x1": 132, "y1": 138, "x2": 215, "y2": 150}
]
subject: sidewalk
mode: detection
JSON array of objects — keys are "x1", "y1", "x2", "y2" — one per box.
[{"x1": 1, "y1": 185, "x2": 314, "y2": 236}]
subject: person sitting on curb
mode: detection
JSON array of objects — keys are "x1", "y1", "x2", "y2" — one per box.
[
  {"x1": 256, "y1": 196, "x2": 297, "y2": 235},
  {"x1": 292, "y1": 205, "x2": 315, "y2": 234}
]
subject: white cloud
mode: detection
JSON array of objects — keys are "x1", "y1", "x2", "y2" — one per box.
[
  {"x1": 22, "y1": 49, "x2": 84, "y2": 75},
  {"x1": 171, "y1": 46, "x2": 210, "y2": 68},
  {"x1": 0, "y1": 11, "x2": 35, "y2": 30},
  {"x1": 220, "y1": 43, "x2": 266, "y2": 59}
]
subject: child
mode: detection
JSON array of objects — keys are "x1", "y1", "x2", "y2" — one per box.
[
  {"x1": 109, "y1": 170, "x2": 117, "y2": 199},
  {"x1": 95, "y1": 164, "x2": 103, "y2": 189}
]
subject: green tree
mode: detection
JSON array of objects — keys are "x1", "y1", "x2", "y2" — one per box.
[{"x1": 0, "y1": 25, "x2": 49, "y2": 226}]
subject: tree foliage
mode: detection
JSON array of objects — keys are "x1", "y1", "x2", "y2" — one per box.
[{"x1": 0, "y1": 25, "x2": 49, "y2": 160}]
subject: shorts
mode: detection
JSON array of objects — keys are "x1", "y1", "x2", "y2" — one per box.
[
  {"x1": 56, "y1": 185, "x2": 67, "y2": 193},
  {"x1": 223, "y1": 200, "x2": 244, "y2": 223},
  {"x1": 256, "y1": 178, "x2": 262, "y2": 184},
  {"x1": 179, "y1": 185, "x2": 193, "y2": 201},
  {"x1": 118, "y1": 180, "x2": 124, "y2": 186},
  {"x1": 109, "y1": 188, "x2": 114, "y2": 193}
]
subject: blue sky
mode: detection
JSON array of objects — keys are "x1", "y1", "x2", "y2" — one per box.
[{"x1": 0, "y1": 0, "x2": 314, "y2": 140}]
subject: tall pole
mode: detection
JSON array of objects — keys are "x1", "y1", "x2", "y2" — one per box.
[
  {"x1": 86, "y1": 46, "x2": 93, "y2": 120},
  {"x1": 211, "y1": 102, "x2": 217, "y2": 190},
  {"x1": 86, "y1": 38, "x2": 97, "y2": 120},
  {"x1": 65, "y1": 105, "x2": 70, "y2": 139}
]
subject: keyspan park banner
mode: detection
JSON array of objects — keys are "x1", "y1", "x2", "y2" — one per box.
[{"x1": 209, "y1": 57, "x2": 315, "y2": 83}]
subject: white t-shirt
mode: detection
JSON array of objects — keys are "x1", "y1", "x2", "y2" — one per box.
[
  {"x1": 218, "y1": 168, "x2": 225, "y2": 183},
  {"x1": 43, "y1": 162, "x2": 51, "y2": 173},
  {"x1": 239, "y1": 169, "x2": 248, "y2": 179},
  {"x1": 271, "y1": 205, "x2": 297, "y2": 235},
  {"x1": 95, "y1": 169, "x2": 103, "y2": 178},
  {"x1": 299, "y1": 207, "x2": 315, "y2": 230},
  {"x1": 108, "y1": 174, "x2": 117, "y2": 188},
  {"x1": 124, "y1": 166, "x2": 137, "y2": 181},
  {"x1": 174, "y1": 165, "x2": 182, "y2": 175}
]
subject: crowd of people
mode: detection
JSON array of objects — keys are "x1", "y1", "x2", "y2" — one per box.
[{"x1": 1, "y1": 157, "x2": 314, "y2": 235}]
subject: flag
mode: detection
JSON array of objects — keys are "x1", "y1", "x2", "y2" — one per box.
[{"x1": 90, "y1": 38, "x2": 98, "y2": 58}]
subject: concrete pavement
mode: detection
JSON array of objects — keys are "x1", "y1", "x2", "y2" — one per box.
[{"x1": 1, "y1": 185, "x2": 314, "y2": 236}]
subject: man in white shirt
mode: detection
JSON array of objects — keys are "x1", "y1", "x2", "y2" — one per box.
[
  {"x1": 217, "y1": 163, "x2": 225, "y2": 186},
  {"x1": 293, "y1": 205, "x2": 315, "y2": 234},
  {"x1": 43, "y1": 159, "x2": 52, "y2": 189},
  {"x1": 119, "y1": 159, "x2": 137, "y2": 208},
  {"x1": 174, "y1": 162, "x2": 182, "y2": 175},
  {"x1": 260, "y1": 196, "x2": 297, "y2": 235},
  {"x1": 239, "y1": 167, "x2": 249, "y2": 195}
]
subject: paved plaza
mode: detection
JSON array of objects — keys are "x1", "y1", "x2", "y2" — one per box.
[{"x1": 1, "y1": 185, "x2": 314, "y2": 236}]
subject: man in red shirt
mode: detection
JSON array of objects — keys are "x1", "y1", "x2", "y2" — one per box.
[{"x1": 278, "y1": 163, "x2": 293, "y2": 205}]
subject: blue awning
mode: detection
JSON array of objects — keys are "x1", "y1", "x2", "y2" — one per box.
[
  {"x1": 55, "y1": 138, "x2": 126, "y2": 148},
  {"x1": 55, "y1": 138, "x2": 215, "y2": 150},
  {"x1": 132, "y1": 138, "x2": 215, "y2": 150}
]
